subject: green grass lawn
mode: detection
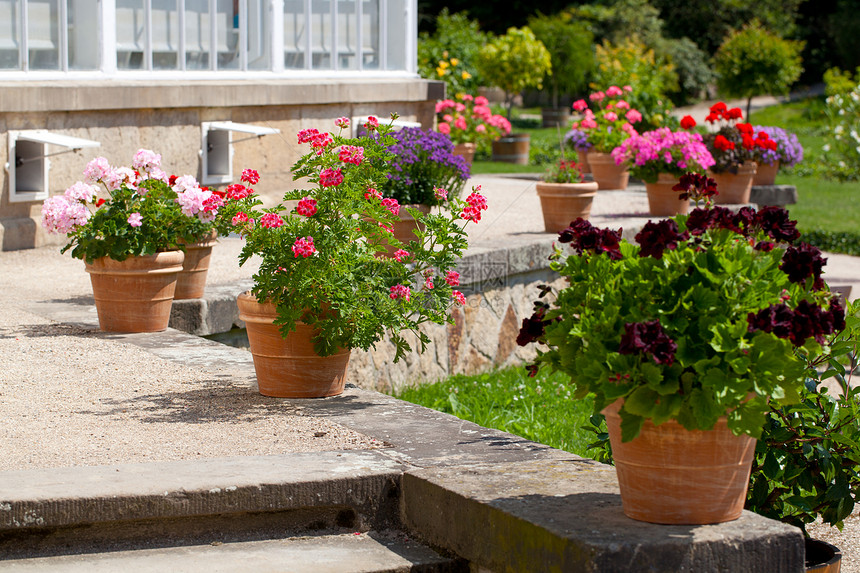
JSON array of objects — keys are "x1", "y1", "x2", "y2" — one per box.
[{"x1": 393, "y1": 367, "x2": 601, "y2": 458}]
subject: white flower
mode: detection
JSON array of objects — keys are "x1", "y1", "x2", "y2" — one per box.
[{"x1": 823, "y1": 144, "x2": 831, "y2": 152}]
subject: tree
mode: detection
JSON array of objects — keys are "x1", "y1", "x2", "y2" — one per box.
[
  {"x1": 476, "y1": 27, "x2": 552, "y2": 119},
  {"x1": 527, "y1": 12, "x2": 594, "y2": 108},
  {"x1": 417, "y1": 9, "x2": 488, "y2": 96},
  {"x1": 714, "y1": 21, "x2": 804, "y2": 119}
]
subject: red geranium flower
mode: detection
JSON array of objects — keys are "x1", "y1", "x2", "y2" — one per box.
[{"x1": 680, "y1": 115, "x2": 697, "y2": 130}]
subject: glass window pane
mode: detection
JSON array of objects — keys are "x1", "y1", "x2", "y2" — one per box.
[
  {"x1": 283, "y1": 0, "x2": 304, "y2": 68},
  {"x1": 336, "y1": 0, "x2": 355, "y2": 70},
  {"x1": 151, "y1": 0, "x2": 179, "y2": 69},
  {"x1": 360, "y1": 0, "x2": 377, "y2": 69},
  {"x1": 68, "y1": 0, "x2": 98, "y2": 69},
  {"x1": 116, "y1": 0, "x2": 144, "y2": 69},
  {"x1": 246, "y1": 0, "x2": 268, "y2": 69},
  {"x1": 185, "y1": 0, "x2": 210, "y2": 69},
  {"x1": 28, "y1": 0, "x2": 59, "y2": 69},
  {"x1": 384, "y1": 0, "x2": 404, "y2": 71},
  {"x1": 310, "y1": 0, "x2": 330, "y2": 69},
  {"x1": 0, "y1": 0, "x2": 21, "y2": 69},
  {"x1": 215, "y1": 0, "x2": 238, "y2": 69}
]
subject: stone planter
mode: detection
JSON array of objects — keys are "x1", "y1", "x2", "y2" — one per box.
[
  {"x1": 645, "y1": 173, "x2": 689, "y2": 217},
  {"x1": 85, "y1": 250, "x2": 184, "y2": 333},
  {"x1": 587, "y1": 151, "x2": 629, "y2": 190},
  {"x1": 535, "y1": 181, "x2": 599, "y2": 233}
]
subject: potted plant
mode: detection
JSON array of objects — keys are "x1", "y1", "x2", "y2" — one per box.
[
  {"x1": 380, "y1": 125, "x2": 471, "y2": 256},
  {"x1": 611, "y1": 127, "x2": 715, "y2": 216},
  {"x1": 213, "y1": 115, "x2": 487, "y2": 398},
  {"x1": 435, "y1": 94, "x2": 512, "y2": 165},
  {"x1": 751, "y1": 125, "x2": 804, "y2": 185},
  {"x1": 746, "y1": 299, "x2": 859, "y2": 572},
  {"x1": 476, "y1": 26, "x2": 552, "y2": 165},
  {"x1": 571, "y1": 86, "x2": 644, "y2": 190},
  {"x1": 516, "y1": 178, "x2": 847, "y2": 525},
  {"x1": 41, "y1": 150, "x2": 222, "y2": 332},
  {"x1": 699, "y1": 102, "x2": 777, "y2": 204},
  {"x1": 563, "y1": 128, "x2": 593, "y2": 174},
  {"x1": 534, "y1": 158, "x2": 598, "y2": 233}
]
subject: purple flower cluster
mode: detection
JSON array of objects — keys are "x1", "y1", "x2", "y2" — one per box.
[
  {"x1": 753, "y1": 126, "x2": 804, "y2": 167},
  {"x1": 618, "y1": 320, "x2": 678, "y2": 365},
  {"x1": 748, "y1": 299, "x2": 845, "y2": 346},
  {"x1": 563, "y1": 129, "x2": 593, "y2": 151},
  {"x1": 635, "y1": 219, "x2": 688, "y2": 259},
  {"x1": 383, "y1": 127, "x2": 470, "y2": 205},
  {"x1": 558, "y1": 218, "x2": 623, "y2": 260}
]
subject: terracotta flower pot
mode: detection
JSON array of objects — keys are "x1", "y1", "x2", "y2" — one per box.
[
  {"x1": 237, "y1": 292, "x2": 349, "y2": 398},
  {"x1": 602, "y1": 399, "x2": 756, "y2": 525},
  {"x1": 709, "y1": 161, "x2": 758, "y2": 205},
  {"x1": 379, "y1": 204, "x2": 431, "y2": 258},
  {"x1": 645, "y1": 173, "x2": 689, "y2": 217},
  {"x1": 452, "y1": 142, "x2": 477, "y2": 167},
  {"x1": 577, "y1": 150, "x2": 591, "y2": 174},
  {"x1": 174, "y1": 232, "x2": 217, "y2": 300},
  {"x1": 85, "y1": 250, "x2": 185, "y2": 333},
  {"x1": 492, "y1": 133, "x2": 530, "y2": 165},
  {"x1": 752, "y1": 160, "x2": 779, "y2": 186},
  {"x1": 535, "y1": 181, "x2": 599, "y2": 233},
  {"x1": 587, "y1": 151, "x2": 629, "y2": 190},
  {"x1": 805, "y1": 538, "x2": 842, "y2": 573}
]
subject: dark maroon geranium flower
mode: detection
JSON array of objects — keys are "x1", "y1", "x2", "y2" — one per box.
[
  {"x1": 516, "y1": 302, "x2": 550, "y2": 346},
  {"x1": 754, "y1": 207, "x2": 800, "y2": 243},
  {"x1": 672, "y1": 172, "x2": 718, "y2": 201},
  {"x1": 618, "y1": 320, "x2": 678, "y2": 365},
  {"x1": 747, "y1": 303, "x2": 796, "y2": 341},
  {"x1": 754, "y1": 241, "x2": 775, "y2": 252},
  {"x1": 558, "y1": 218, "x2": 623, "y2": 260},
  {"x1": 685, "y1": 207, "x2": 719, "y2": 235},
  {"x1": 748, "y1": 298, "x2": 846, "y2": 347},
  {"x1": 636, "y1": 219, "x2": 688, "y2": 259},
  {"x1": 780, "y1": 242, "x2": 826, "y2": 289}
]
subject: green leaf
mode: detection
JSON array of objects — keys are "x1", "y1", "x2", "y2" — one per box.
[
  {"x1": 624, "y1": 386, "x2": 659, "y2": 418},
  {"x1": 619, "y1": 410, "x2": 645, "y2": 443}
]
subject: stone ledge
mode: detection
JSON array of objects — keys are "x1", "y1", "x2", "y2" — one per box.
[{"x1": 750, "y1": 185, "x2": 798, "y2": 207}]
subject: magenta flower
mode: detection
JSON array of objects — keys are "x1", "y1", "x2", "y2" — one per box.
[
  {"x1": 334, "y1": 117, "x2": 350, "y2": 129},
  {"x1": 393, "y1": 249, "x2": 411, "y2": 262},
  {"x1": 445, "y1": 270, "x2": 460, "y2": 286},
  {"x1": 389, "y1": 284, "x2": 411, "y2": 301},
  {"x1": 338, "y1": 145, "x2": 364, "y2": 165},
  {"x1": 241, "y1": 169, "x2": 260, "y2": 185},
  {"x1": 319, "y1": 168, "x2": 344, "y2": 187},
  {"x1": 381, "y1": 197, "x2": 400, "y2": 216},
  {"x1": 231, "y1": 212, "x2": 249, "y2": 226},
  {"x1": 452, "y1": 291, "x2": 466, "y2": 306},
  {"x1": 434, "y1": 187, "x2": 448, "y2": 201},
  {"x1": 260, "y1": 213, "x2": 285, "y2": 228},
  {"x1": 296, "y1": 197, "x2": 317, "y2": 217},
  {"x1": 292, "y1": 236, "x2": 317, "y2": 258}
]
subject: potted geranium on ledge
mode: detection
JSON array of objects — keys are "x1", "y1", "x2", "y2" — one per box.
[
  {"x1": 41, "y1": 150, "x2": 222, "y2": 332},
  {"x1": 435, "y1": 94, "x2": 512, "y2": 165},
  {"x1": 517, "y1": 175, "x2": 846, "y2": 525},
  {"x1": 215, "y1": 115, "x2": 487, "y2": 398},
  {"x1": 535, "y1": 158, "x2": 598, "y2": 233},
  {"x1": 611, "y1": 126, "x2": 715, "y2": 216}
]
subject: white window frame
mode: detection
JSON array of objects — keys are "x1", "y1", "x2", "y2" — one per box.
[
  {"x1": 6, "y1": 130, "x2": 100, "y2": 202},
  {"x1": 200, "y1": 121, "x2": 279, "y2": 185}
]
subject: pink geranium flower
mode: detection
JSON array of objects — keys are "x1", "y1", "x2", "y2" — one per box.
[
  {"x1": 292, "y1": 236, "x2": 317, "y2": 258},
  {"x1": 319, "y1": 168, "x2": 344, "y2": 187},
  {"x1": 296, "y1": 197, "x2": 317, "y2": 217},
  {"x1": 127, "y1": 212, "x2": 143, "y2": 227},
  {"x1": 446, "y1": 271, "x2": 460, "y2": 286},
  {"x1": 389, "y1": 284, "x2": 411, "y2": 301},
  {"x1": 260, "y1": 213, "x2": 285, "y2": 228}
]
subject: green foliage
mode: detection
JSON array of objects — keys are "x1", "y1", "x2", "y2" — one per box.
[
  {"x1": 476, "y1": 27, "x2": 552, "y2": 117},
  {"x1": 394, "y1": 367, "x2": 600, "y2": 457},
  {"x1": 527, "y1": 12, "x2": 595, "y2": 107},
  {"x1": 658, "y1": 37, "x2": 715, "y2": 106},
  {"x1": 522, "y1": 213, "x2": 843, "y2": 442},
  {"x1": 801, "y1": 231, "x2": 860, "y2": 257},
  {"x1": 592, "y1": 38, "x2": 677, "y2": 129},
  {"x1": 572, "y1": 0, "x2": 664, "y2": 48},
  {"x1": 714, "y1": 21, "x2": 804, "y2": 116},
  {"x1": 821, "y1": 84, "x2": 860, "y2": 182},
  {"x1": 417, "y1": 9, "x2": 487, "y2": 96},
  {"x1": 823, "y1": 67, "x2": 860, "y2": 98},
  {"x1": 746, "y1": 300, "x2": 860, "y2": 535},
  {"x1": 213, "y1": 117, "x2": 484, "y2": 360}
]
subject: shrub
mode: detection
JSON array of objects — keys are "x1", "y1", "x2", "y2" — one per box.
[
  {"x1": 527, "y1": 12, "x2": 595, "y2": 108},
  {"x1": 417, "y1": 9, "x2": 487, "y2": 96},
  {"x1": 713, "y1": 21, "x2": 804, "y2": 119},
  {"x1": 821, "y1": 84, "x2": 860, "y2": 182}
]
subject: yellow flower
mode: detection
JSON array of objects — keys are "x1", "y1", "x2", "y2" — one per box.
[
  {"x1": 461, "y1": 71, "x2": 471, "y2": 80},
  {"x1": 450, "y1": 58, "x2": 459, "y2": 66},
  {"x1": 436, "y1": 67, "x2": 448, "y2": 77},
  {"x1": 438, "y1": 60, "x2": 449, "y2": 69}
]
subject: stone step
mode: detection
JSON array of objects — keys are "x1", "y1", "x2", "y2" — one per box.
[
  {"x1": 0, "y1": 451, "x2": 407, "y2": 559},
  {"x1": 0, "y1": 532, "x2": 464, "y2": 572}
]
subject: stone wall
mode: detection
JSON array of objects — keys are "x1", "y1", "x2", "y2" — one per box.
[{"x1": 0, "y1": 78, "x2": 443, "y2": 251}]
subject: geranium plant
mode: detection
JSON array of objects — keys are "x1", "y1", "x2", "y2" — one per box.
[
  {"x1": 435, "y1": 94, "x2": 512, "y2": 149},
  {"x1": 570, "y1": 86, "x2": 644, "y2": 154},
  {"x1": 541, "y1": 159, "x2": 584, "y2": 184},
  {"x1": 214, "y1": 115, "x2": 488, "y2": 360},
  {"x1": 697, "y1": 102, "x2": 777, "y2": 174},
  {"x1": 41, "y1": 150, "x2": 222, "y2": 263},
  {"x1": 517, "y1": 176, "x2": 846, "y2": 442},
  {"x1": 381, "y1": 126, "x2": 471, "y2": 205},
  {"x1": 610, "y1": 127, "x2": 715, "y2": 183},
  {"x1": 752, "y1": 125, "x2": 804, "y2": 168}
]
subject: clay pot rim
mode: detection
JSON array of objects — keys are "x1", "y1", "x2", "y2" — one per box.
[{"x1": 84, "y1": 250, "x2": 185, "y2": 273}]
